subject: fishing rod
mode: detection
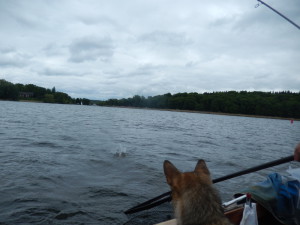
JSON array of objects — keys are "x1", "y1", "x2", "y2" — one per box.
[
  {"x1": 255, "y1": 0, "x2": 300, "y2": 30},
  {"x1": 124, "y1": 155, "x2": 294, "y2": 214}
]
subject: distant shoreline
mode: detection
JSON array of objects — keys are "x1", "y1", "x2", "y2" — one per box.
[
  {"x1": 19, "y1": 100, "x2": 43, "y2": 103},
  {"x1": 1, "y1": 100, "x2": 298, "y2": 121},
  {"x1": 103, "y1": 106, "x2": 300, "y2": 121}
]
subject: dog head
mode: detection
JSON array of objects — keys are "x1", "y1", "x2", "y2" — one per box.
[{"x1": 163, "y1": 159, "x2": 212, "y2": 200}]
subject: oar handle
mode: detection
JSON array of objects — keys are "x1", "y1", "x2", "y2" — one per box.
[
  {"x1": 213, "y1": 155, "x2": 294, "y2": 183},
  {"x1": 124, "y1": 155, "x2": 294, "y2": 215}
]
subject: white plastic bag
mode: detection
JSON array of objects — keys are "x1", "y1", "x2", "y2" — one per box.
[
  {"x1": 239, "y1": 203, "x2": 258, "y2": 225},
  {"x1": 286, "y1": 166, "x2": 300, "y2": 181}
]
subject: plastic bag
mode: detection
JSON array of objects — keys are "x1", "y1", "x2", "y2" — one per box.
[
  {"x1": 286, "y1": 167, "x2": 300, "y2": 181},
  {"x1": 239, "y1": 203, "x2": 258, "y2": 225}
]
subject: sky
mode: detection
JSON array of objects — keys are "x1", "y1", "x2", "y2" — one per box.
[{"x1": 0, "y1": 0, "x2": 299, "y2": 100}]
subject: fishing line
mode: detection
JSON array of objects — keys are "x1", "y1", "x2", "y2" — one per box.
[{"x1": 255, "y1": 0, "x2": 300, "y2": 30}]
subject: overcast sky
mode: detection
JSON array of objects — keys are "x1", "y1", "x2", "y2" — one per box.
[{"x1": 1, "y1": 0, "x2": 299, "y2": 100}]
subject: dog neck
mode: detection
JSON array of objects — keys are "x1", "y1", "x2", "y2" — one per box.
[{"x1": 173, "y1": 185, "x2": 225, "y2": 225}]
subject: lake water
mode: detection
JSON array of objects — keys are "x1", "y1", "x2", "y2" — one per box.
[{"x1": 0, "y1": 101, "x2": 299, "y2": 224}]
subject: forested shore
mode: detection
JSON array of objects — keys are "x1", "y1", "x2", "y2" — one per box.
[
  {"x1": 98, "y1": 91, "x2": 300, "y2": 119},
  {"x1": 0, "y1": 79, "x2": 90, "y2": 105},
  {"x1": 1, "y1": 79, "x2": 299, "y2": 119}
]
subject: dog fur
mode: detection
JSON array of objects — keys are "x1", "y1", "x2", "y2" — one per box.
[{"x1": 163, "y1": 160, "x2": 232, "y2": 225}]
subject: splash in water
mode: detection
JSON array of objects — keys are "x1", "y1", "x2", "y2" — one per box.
[{"x1": 114, "y1": 144, "x2": 127, "y2": 158}]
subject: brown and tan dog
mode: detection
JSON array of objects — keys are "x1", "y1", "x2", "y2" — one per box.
[{"x1": 163, "y1": 160, "x2": 232, "y2": 225}]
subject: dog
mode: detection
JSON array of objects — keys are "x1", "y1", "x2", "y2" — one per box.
[{"x1": 163, "y1": 160, "x2": 232, "y2": 225}]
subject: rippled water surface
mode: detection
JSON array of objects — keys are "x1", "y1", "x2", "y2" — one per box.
[{"x1": 1, "y1": 101, "x2": 299, "y2": 224}]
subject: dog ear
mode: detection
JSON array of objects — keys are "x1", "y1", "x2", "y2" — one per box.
[
  {"x1": 164, "y1": 160, "x2": 180, "y2": 185},
  {"x1": 194, "y1": 159, "x2": 210, "y2": 176}
]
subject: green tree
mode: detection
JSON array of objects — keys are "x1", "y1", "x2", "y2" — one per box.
[
  {"x1": 0, "y1": 79, "x2": 19, "y2": 100},
  {"x1": 44, "y1": 94, "x2": 55, "y2": 103},
  {"x1": 54, "y1": 92, "x2": 72, "y2": 104},
  {"x1": 82, "y1": 98, "x2": 90, "y2": 105}
]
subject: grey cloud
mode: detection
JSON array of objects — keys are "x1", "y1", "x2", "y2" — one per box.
[
  {"x1": 42, "y1": 67, "x2": 83, "y2": 77},
  {"x1": 139, "y1": 31, "x2": 191, "y2": 46},
  {"x1": 0, "y1": 1, "x2": 44, "y2": 30},
  {"x1": 42, "y1": 43, "x2": 66, "y2": 56},
  {"x1": 103, "y1": 64, "x2": 165, "y2": 82},
  {"x1": 126, "y1": 64, "x2": 164, "y2": 78},
  {"x1": 69, "y1": 37, "x2": 114, "y2": 63},
  {"x1": 0, "y1": 48, "x2": 30, "y2": 68},
  {"x1": 78, "y1": 15, "x2": 119, "y2": 27},
  {"x1": 209, "y1": 14, "x2": 240, "y2": 29},
  {"x1": 12, "y1": 13, "x2": 38, "y2": 29}
]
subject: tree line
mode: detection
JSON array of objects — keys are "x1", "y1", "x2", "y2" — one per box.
[
  {"x1": 0, "y1": 79, "x2": 90, "y2": 105},
  {"x1": 98, "y1": 91, "x2": 300, "y2": 119},
  {"x1": 2, "y1": 79, "x2": 299, "y2": 118}
]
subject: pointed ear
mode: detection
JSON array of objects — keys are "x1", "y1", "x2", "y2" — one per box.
[
  {"x1": 194, "y1": 159, "x2": 210, "y2": 176},
  {"x1": 164, "y1": 160, "x2": 180, "y2": 185}
]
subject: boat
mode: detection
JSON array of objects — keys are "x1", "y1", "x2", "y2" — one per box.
[
  {"x1": 225, "y1": 203, "x2": 283, "y2": 225},
  {"x1": 125, "y1": 198, "x2": 285, "y2": 225},
  {"x1": 154, "y1": 171, "x2": 300, "y2": 225},
  {"x1": 155, "y1": 198, "x2": 284, "y2": 225},
  {"x1": 124, "y1": 163, "x2": 299, "y2": 225}
]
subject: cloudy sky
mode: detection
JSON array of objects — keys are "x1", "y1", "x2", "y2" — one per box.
[{"x1": 1, "y1": 0, "x2": 299, "y2": 100}]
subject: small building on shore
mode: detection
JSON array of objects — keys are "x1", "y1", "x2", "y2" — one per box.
[{"x1": 19, "y1": 92, "x2": 34, "y2": 98}]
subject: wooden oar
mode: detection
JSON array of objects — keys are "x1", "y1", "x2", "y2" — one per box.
[{"x1": 124, "y1": 155, "x2": 294, "y2": 214}]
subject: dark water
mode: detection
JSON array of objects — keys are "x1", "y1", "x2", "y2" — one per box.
[{"x1": 1, "y1": 101, "x2": 299, "y2": 224}]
